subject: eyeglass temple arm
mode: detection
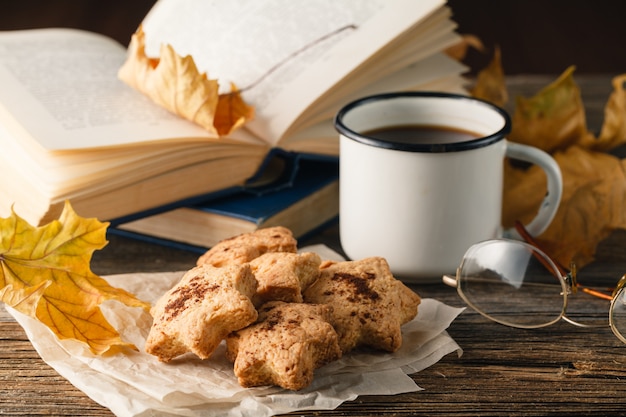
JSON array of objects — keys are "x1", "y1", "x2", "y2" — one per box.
[
  {"x1": 514, "y1": 220, "x2": 580, "y2": 294},
  {"x1": 515, "y1": 221, "x2": 569, "y2": 276},
  {"x1": 442, "y1": 274, "x2": 458, "y2": 288},
  {"x1": 515, "y1": 221, "x2": 614, "y2": 301}
]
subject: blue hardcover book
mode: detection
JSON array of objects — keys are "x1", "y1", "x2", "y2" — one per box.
[{"x1": 111, "y1": 154, "x2": 339, "y2": 252}]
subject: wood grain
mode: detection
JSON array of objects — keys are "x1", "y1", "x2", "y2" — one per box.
[{"x1": 2, "y1": 75, "x2": 626, "y2": 416}]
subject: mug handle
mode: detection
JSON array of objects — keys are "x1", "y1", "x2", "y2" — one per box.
[{"x1": 504, "y1": 141, "x2": 563, "y2": 238}]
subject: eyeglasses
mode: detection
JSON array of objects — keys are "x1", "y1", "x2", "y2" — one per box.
[{"x1": 442, "y1": 237, "x2": 626, "y2": 344}]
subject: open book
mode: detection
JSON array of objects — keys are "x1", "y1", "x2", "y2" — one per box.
[{"x1": 0, "y1": 0, "x2": 466, "y2": 226}]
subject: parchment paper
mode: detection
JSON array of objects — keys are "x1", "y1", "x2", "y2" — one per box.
[{"x1": 8, "y1": 245, "x2": 464, "y2": 417}]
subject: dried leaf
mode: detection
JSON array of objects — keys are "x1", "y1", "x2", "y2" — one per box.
[
  {"x1": 214, "y1": 83, "x2": 255, "y2": 136},
  {"x1": 507, "y1": 147, "x2": 626, "y2": 267},
  {"x1": 580, "y1": 73, "x2": 626, "y2": 151},
  {"x1": 0, "y1": 201, "x2": 150, "y2": 355},
  {"x1": 444, "y1": 34, "x2": 485, "y2": 61},
  {"x1": 0, "y1": 281, "x2": 51, "y2": 317},
  {"x1": 118, "y1": 26, "x2": 253, "y2": 136},
  {"x1": 470, "y1": 46, "x2": 508, "y2": 108},
  {"x1": 509, "y1": 66, "x2": 595, "y2": 153},
  {"x1": 502, "y1": 160, "x2": 546, "y2": 229}
]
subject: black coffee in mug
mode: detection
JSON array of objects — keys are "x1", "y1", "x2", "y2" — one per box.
[
  {"x1": 364, "y1": 124, "x2": 481, "y2": 145},
  {"x1": 335, "y1": 91, "x2": 563, "y2": 280}
]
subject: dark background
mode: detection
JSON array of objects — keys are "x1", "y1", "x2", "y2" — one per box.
[{"x1": 1, "y1": 0, "x2": 625, "y2": 75}]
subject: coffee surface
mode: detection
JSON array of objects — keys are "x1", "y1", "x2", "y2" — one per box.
[{"x1": 363, "y1": 124, "x2": 480, "y2": 145}]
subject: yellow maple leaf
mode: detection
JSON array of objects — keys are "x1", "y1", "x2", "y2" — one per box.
[
  {"x1": 0, "y1": 281, "x2": 51, "y2": 317},
  {"x1": 0, "y1": 201, "x2": 150, "y2": 355},
  {"x1": 118, "y1": 26, "x2": 254, "y2": 136}
]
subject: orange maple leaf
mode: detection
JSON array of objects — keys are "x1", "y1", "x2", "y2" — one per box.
[
  {"x1": 215, "y1": 83, "x2": 255, "y2": 136},
  {"x1": 0, "y1": 201, "x2": 150, "y2": 355}
]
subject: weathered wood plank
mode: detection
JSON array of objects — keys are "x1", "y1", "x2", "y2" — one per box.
[{"x1": 1, "y1": 74, "x2": 625, "y2": 416}]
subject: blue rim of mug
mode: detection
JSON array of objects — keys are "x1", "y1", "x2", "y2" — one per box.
[{"x1": 334, "y1": 91, "x2": 512, "y2": 153}]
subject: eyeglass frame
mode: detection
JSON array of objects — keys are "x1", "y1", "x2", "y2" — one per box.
[
  {"x1": 610, "y1": 274, "x2": 626, "y2": 343},
  {"x1": 442, "y1": 238, "x2": 626, "y2": 344}
]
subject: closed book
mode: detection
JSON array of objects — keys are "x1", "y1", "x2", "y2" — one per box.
[{"x1": 114, "y1": 155, "x2": 339, "y2": 250}]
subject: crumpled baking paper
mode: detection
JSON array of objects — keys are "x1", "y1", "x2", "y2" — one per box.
[{"x1": 7, "y1": 245, "x2": 464, "y2": 417}]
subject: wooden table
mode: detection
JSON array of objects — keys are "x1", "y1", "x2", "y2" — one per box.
[{"x1": 2, "y1": 75, "x2": 626, "y2": 416}]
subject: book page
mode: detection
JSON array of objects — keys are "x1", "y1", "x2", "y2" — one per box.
[
  {"x1": 0, "y1": 28, "x2": 226, "y2": 151},
  {"x1": 142, "y1": 0, "x2": 385, "y2": 95},
  {"x1": 280, "y1": 53, "x2": 468, "y2": 155},
  {"x1": 295, "y1": 10, "x2": 463, "y2": 130},
  {"x1": 290, "y1": 52, "x2": 468, "y2": 138},
  {"x1": 141, "y1": 0, "x2": 447, "y2": 146},
  {"x1": 260, "y1": 0, "x2": 450, "y2": 143}
]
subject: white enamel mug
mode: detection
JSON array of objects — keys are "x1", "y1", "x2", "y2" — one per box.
[{"x1": 335, "y1": 92, "x2": 563, "y2": 283}]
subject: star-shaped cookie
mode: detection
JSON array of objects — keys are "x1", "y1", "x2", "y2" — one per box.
[
  {"x1": 226, "y1": 301, "x2": 341, "y2": 391},
  {"x1": 145, "y1": 263, "x2": 258, "y2": 362},
  {"x1": 303, "y1": 257, "x2": 421, "y2": 353},
  {"x1": 249, "y1": 251, "x2": 321, "y2": 306},
  {"x1": 196, "y1": 226, "x2": 297, "y2": 267}
]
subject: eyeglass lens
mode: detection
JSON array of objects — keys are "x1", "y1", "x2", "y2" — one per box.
[
  {"x1": 457, "y1": 240, "x2": 567, "y2": 328},
  {"x1": 610, "y1": 285, "x2": 626, "y2": 343}
]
